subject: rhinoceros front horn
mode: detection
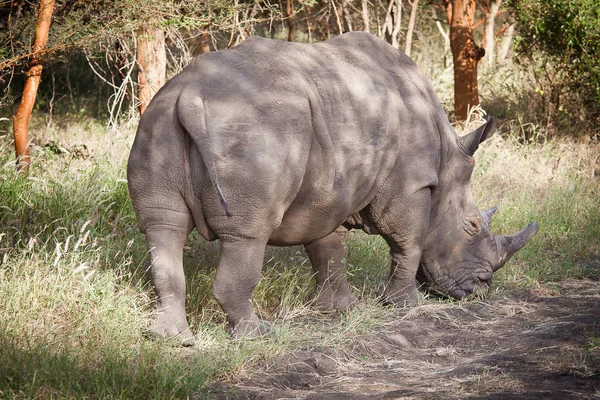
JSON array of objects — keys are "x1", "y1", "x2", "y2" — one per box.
[{"x1": 492, "y1": 222, "x2": 539, "y2": 272}]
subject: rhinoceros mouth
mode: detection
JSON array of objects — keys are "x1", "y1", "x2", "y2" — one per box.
[
  {"x1": 418, "y1": 262, "x2": 494, "y2": 299},
  {"x1": 440, "y1": 280, "x2": 490, "y2": 299}
]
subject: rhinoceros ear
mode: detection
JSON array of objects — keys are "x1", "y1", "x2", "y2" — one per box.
[{"x1": 459, "y1": 115, "x2": 497, "y2": 156}]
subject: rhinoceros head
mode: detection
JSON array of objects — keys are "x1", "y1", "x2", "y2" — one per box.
[{"x1": 416, "y1": 117, "x2": 539, "y2": 299}]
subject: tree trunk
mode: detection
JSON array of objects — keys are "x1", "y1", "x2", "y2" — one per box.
[
  {"x1": 449, "y1": 0, "x2": 484, "y2": 120},
  {"x1": 136, "y1": 26, "x2": 166, "y2": 115},
  {"x1": 383, "y1": 0, "x2": 402, "y2": 49},
  {"x1": 199, "y1": 30, "x2": 211, "y2": 54},
  {"x1": 484, "y1": 0, "x2": 502, "y2": 64},
  {"x1": 342, "y1": 0, "x2": 353, "y2": 32},
  {"x1": 362, "y1": 0, "x2": 370, "y2": 32},
  {"x1": 305, "y1": 4, "x2": 314, "y2": 42},
  {"x1": 498, "y1": 22, "x2": 516, "y2": 60},
  {"x1": 12, "y1": 0, "x2": 55, "y2": 173},
  {"x1": 331, "y1": 0, "x2": 345, "y2": 34},
  {"x1": 433, "y1": 6, "x2": 451, "y2": 66},
  {"x1": 286, "y1": 0, "x2": 295, "y2": 41},
  {"x1": 405, "y1": 0, "x2": 419, "y2": 57}
]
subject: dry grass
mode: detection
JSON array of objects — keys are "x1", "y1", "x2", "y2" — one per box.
[{"x1": 1, "y1": 87, "x2": 599, "y2": 397}]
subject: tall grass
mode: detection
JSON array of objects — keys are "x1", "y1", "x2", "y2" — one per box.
[
  {"x1": 0, "y1": 119, "x2": 392, "y2": 398},
  {"x1": 0, "y1": 123, "x2": 222, "y2": 398},
  {"x1": 0, "y1": 102, "x2": 598, "y2": 398}
]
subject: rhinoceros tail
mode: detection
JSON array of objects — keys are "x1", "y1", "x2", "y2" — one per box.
[{"x1": 177, "y1": 94, "x2": 232, "y2": 217}]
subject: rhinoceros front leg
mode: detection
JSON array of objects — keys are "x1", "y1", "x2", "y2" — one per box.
[
  {"x1": 379, "y1": 243, "x2": 425, "y2": 306},
  {"x1": 213, "y1": 238, "x2": 272, "y2": 338},
  {"x1": 376, "y1": 188, "x2": 431, "y2": 306},
  {"x1": 305, "y1": 227, "x2": 358, "y2": 312},
  {"x1": 145, "y1": 227, "x2": 194, "y2": 346}
]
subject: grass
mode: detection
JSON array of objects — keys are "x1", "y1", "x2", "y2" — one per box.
[
  {"x1": 466, "y1": 115, "x2": 600, "y2": 288},
  {"x1": 0, "y1": 99, "x2": 599, "y2": 398}
]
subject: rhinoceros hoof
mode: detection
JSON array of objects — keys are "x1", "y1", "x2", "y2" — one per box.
[
  {"x1": 311, "y1": 287, "x2": 359, "y2": 313},
  {"x1": 377, "y1": 283, "x2": 423, "y2": 307},
  {"x1": 145, "y1": 317, "x2": 195, "y2": 347},
  {"x1": 231, "y1": 317, "x2": 273, "y2": 339}
]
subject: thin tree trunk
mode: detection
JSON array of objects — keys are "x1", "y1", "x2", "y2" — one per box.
[
  {"x1": 305, "y1": 4, "x2": 313, "y2": 42},
  {"x1": 404, "y1": 0, "x2": 419, "y2": 57},
  {"x1": 342, "y1": 0, "x2": 353, "y2": 32},
  {"x1": 12, "y1": 0, "x2": 55, "y2": 173},
  {"x1": 331, "y1": 0, "x2": 345, "y2": 35},
  {"x1": 199, "y1": 30, "x2": 211, "y2": 54},
  {"x1": 484, "y1": 0, "x2": 502, "y2": 64},
  {"x1": 136, "y1": 26, "x2": 166, "y2": 115},
  {"x1": 286, "y1": 0, "x2": 295, "y2": 41},
  {"x1": 449, "y1": 0, "x2": 484, "y2": 120},
  {"x1": 498, "y1": 22, "x2": 515, "y2": 60},
  {"x1": 383, "y1": 0, "x2": 402, "y2": 48},
  {"x1": 433, "y1": 6, "x2": 451, "y2": 66},
  {"x1": 362, "y1": 0, "x2": 370, "y2": 32},
  {"x1": 436, "y1": 25, "x2": 451, "y2": 66}
]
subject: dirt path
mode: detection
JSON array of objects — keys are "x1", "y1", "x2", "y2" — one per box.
[{"x1": 209, "y1": 280, "x2": 600, "y2": 399}]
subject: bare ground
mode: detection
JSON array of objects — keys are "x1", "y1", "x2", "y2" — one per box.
[{"x1": 207, "y1": 280, "x2": 600, "y2": 399}]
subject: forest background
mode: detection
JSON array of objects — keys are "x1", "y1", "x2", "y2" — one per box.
[
  {"x1": 0, "y1": 0, "x2": 599, "y2": 398},
  {"x1": 2, "y1": 0, "x2": 599, "y2": 145}
]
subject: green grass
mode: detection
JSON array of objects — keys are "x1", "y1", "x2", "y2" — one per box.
[
  {"x1": 468, "y1": 123, "x2": 600, "y2": 288},
  {"x1": 0, "y1": 119, "x2": 394, "y2": 398},
  {"x1": 0, "y1": 125, "x2": 220, "y2": 398},
  {"x1": 0, "y1": 111, "x2": 598, "y2": 398}
]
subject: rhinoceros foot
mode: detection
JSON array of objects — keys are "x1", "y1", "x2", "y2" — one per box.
[
  {"x1": 311, "y1": 285, "x2": 359, "y2": 313},
  {"x1": 146, "y1": 314, "x2": 195, "y2": 347},
  {"x1": 231, "y1": 316, "x2": 273, "y2": 339},
  {"x1": 377, "y1": 282, "x2": 423, "y2": 307}
]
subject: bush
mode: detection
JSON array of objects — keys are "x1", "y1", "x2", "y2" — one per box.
[{"x1": 508, "y1": 0, "x2": 600, "y2": 137}]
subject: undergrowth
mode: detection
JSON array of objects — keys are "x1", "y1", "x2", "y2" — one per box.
[{"x1": 0, "y1": 107, "x2": 598, "y2": 398}]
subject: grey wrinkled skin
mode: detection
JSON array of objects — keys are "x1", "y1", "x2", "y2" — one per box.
[{"x1": 127, "y1": 32, "x2": 538, "y2": 343}]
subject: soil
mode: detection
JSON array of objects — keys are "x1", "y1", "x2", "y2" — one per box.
[{"x1": 207, "y1": 280, "x2": 600, "y2": 399}]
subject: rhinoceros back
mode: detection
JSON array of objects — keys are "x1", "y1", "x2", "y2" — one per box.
[{"x1": 130, "y1": 32, "x2": 444, "y2": 244}]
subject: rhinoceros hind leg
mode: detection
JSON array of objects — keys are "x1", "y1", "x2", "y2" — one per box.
[
  {"x1": 213, "y1": 238, "x2": 271, "y2": 338},
  {"x1": 305, "y1": 227, "x2": 358, "y2": 313},
  {"x1": 144, "y1": 226, "x2": 194, "y2": 346},
  {"x1": 146, "y1": 313, "x2": 195, "y2": 347}
]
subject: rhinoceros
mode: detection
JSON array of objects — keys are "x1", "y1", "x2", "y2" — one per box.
[{"x1": 127, "y1": 32, "x2": 538, "y2": 344}]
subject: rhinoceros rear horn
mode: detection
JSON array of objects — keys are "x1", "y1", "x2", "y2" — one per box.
[
  {"x1": 480, "y1": 206, "x2": 499, "y2": 227},
  {"x1": 492, "y1": 222, "x2": 539, "y2": 272},
  {"x1": 459, "y1": 115, "x2": 497, "y2": 156}
]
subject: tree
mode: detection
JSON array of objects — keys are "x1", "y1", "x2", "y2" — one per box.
[
  {"x1": 498, "y1": 22, "x2": 515, "y2": 60},
  {"x1": 404, "y1": 0, "x2": 419, "y2": 57},
  {"x1": 285, "y1": 0, "x2": 295, "y2": 41},
  {"x1": 483, "y1": 0, "x2": 502, "y2": 64},
  {"x1": 12, "y1": 0, "x2": 55, "y2": 173},
  {"x1": 508, "y1": 0, "x2": 600, "y2": 126},
  {"x1": 361, "y1": 0, "x2": 370, "y2": 32},
  {"x1": 382, "y1": 0, "x2": 403, "y2": 48},
  {"x1": 447, "y1": 0, "x2": 485, "y2": 120},
  {"x1": 136, "y1": 26, "x2": 166, "y2": 115}
]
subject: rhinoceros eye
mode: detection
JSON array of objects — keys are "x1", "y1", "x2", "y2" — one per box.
[{"x1": 463, "y1": 216, "x2": 481, "y2": 236}]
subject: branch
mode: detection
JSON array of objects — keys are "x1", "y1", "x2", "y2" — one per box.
[{"x1": 0, "y1": 33, "x2": 101, "y2": 73}]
